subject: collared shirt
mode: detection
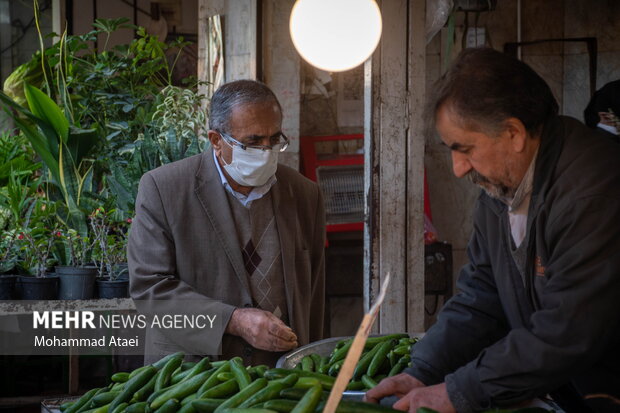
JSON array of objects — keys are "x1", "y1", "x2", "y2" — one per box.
[
  {"x1": 503, "y1": 149, "x2": 538, "y2": 247},
  {"x1": 213, "y1": 150, "x2": 277, "y2": 208}
]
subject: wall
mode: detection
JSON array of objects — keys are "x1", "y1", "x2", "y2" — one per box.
[{"x1": 563, "y1": 0, "x2": 620, "y2": 119}]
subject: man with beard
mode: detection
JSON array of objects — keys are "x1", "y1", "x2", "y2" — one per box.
[{"x1": 366, "y1": 48, "x2": 620, "y2": 412}]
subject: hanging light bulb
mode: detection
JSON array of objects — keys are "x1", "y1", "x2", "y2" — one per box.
[{"x1": 289, "y1": 0, "x2": 382, "y2": 72}]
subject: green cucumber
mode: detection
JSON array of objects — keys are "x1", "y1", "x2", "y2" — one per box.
[
  {"x1": 388, "y1": 359, "x2": 408, "y2": 377},
  {"x1": 230, "y1": 358, "x2": 252, "y2": 389},
  {"x1": 191, "y1": 398, "x2": 226, "y2": 413},
  {"x1": 171, "y1": 369, "x2": 192, "y2": 384},
  {"x1": 110, "y1": 382, "x2": 125, "y2": 392},
  {"x1": 129, "y1": 366, "x2": 150, "y2": 379},
  {"x1": 132, "y1": 372, "x2": 158, "y2": 402},
  {"x1": 156, "y1": 357, "x2": 184, "y2": 391},
  {"x1": 185, "y1": 358, "x2": 212, "y2": 380},
  {"x1": 125, "y1": 402, "x2": 148, "y2": 413},
  {"x1": 182, "y1": 361, "x2": 198, "y2": 371},
  {"x1": 110, "y1": 402, "x2": 128, "y2": 413},
  {"x1": 263, "y1": 369, "x2": 334, "y2": 390},
  {"x1": 178, "y1": 403, "x2": 197, "y2": 413},
  {"x1": 90, "y1": 392, "x2": 117, "y2": 407},
  {"x1": 217, "y1": 372, "x2": 234, "y2": 382},
  {"x1": 352, "y1": 343, "x2": 382, "y2": 380},
  {"x1": 263, "y1": 399, "x2": 298, "y2": 413},
  {"x1": 197, "y1": 362, "x2": 232, "y2": 395},
  {"x1": 65, "y1": 388, "x2": 99, "y2": 413},
  {"x1": 328, "y1": 359, "x2": 344, "y2": 377},
  {"x1": 364, "y1": 334, "x2": 409, "y2": 347},
  {"x1": 152, "y1": 352, "x2": 186, "y2": 370},
  {"x1": 346, "y1": 380, "x2": 365, "y2": 391},
  {"x1": 368, "y1": 340, "x2": 395, "y2": 377},
  {"x1": 211, "y1": 360, "x2": 228, "y2": 368},
  {"x1": 199, "y1": 378, "x2": 239, "y2": 399},
  {"x1": 213, "y1": 378, "x2": 268, "y2": 413},
  {"x1": 181, "y1": 393, "x2": 198, "y2": 406},
  {"x1": 79, "y1": 404, "x2": 111, "y2": 413},
  {"x1": 108, "y1": 366, "x2": 158, "y2": 413},
  {"x1": 111, "y1": 372, "x2": 130, "y2": 383},
  {"x1": 60, "y1": 401, "x2": 75, "y2": 412},
  {"x1": 151, "y1": 370, "x2": 211, "y2": 409},
  {"x1": 309, "y1": 354, "x2": 321, "y2": 372},
  {"x1": 392, "y1": 345, "x2": 410, "y2": 356},
  {"x1": 300, "y1": 356, "x2": 314, "y2": 372},
  {"x1": 361, "y1": 374, "x2": 378, "y2": 389},
  {"x1": 238, "y1": 380, "x2": 293, "y2": 408},
  {"x1": 329, "y1": 341, "x2": 352, "y2": 364},
  {"x1": 154, "y1": 398, "x2": 180, "y2": 413},
  {"x1": 292, "y1": 377, "x2": 320, "y2": 390},
  {"x1": 277, "y1": 388, "x2": 329, "y2": 401},
  {"x1": 289, "y1": 384, "x2": 322, "y2": 413}
]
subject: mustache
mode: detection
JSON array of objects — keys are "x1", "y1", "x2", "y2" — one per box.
[
  {"x1": 466, "y1": 170, "x2": 490, "y2": 186},
  {"x1": 466, "y1": 170, "x2": 514, "y2": 199}
]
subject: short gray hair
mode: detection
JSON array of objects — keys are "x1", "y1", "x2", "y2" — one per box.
[{"x1": 208, "y1": 80, "x2": 282, "y2": 133}]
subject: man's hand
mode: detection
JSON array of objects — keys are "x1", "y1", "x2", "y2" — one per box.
[
  {"x1": 364, "y1": 373, "x2": 425, "y2": 404},
  {"x1": 392, "y1": 383, "x2": 455, "y2": 413},
  {"x1": 226, "y1": 308, "x2": 298, "y2": 352}
]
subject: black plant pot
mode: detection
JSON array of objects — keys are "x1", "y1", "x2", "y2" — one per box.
[
  {"x1": 96, "y1": 277, "x2": 129, "y2": 299},
  {"x1": 18, "y1": 274, "x2": 59, "y2": 300},
  {"x1": 56, "y1": 266, "x2": 98, "y2": 300},
  {"x1": 0, "y1": 274, "x2": 17, "y2": 299}
]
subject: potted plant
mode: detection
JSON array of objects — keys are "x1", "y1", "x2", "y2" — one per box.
[
  {"x1": 15, "y1": 200, "x2": 60, "y2": 299},
  {"x1": 90, "y1": 208, "x2": 130, "y2": 298},
  {"x1": 54, "y1": 226, "x2": 98, "y2": 300},
  {"x1": 0, "y1": 229, "x2": 19, "y2": 299}
]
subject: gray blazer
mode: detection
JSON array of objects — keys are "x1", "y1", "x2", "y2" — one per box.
[{"x1": 128, "y1": 150, "x2": 325, "y2": 365}]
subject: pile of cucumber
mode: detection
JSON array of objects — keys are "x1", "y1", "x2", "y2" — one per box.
[
  {"x1": 291, "y1": 334, "x2": 417, "y2": 392},
  {"x1": 57, "y1": 348, "x2": 553, "y2": 413},
  {"x1": 57, "y1": 352, "x2": 402, "y2": 413}
]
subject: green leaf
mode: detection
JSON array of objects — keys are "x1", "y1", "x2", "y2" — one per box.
[
  {"x1": 24, "y1": 83, "x2": 69, "y2": 143},
  {"x1": 67, "y1": 126, "x2": 99, "y2": 163},
  {"x1": 9, "y1": 115, "x2": 61, "y2": 185}
]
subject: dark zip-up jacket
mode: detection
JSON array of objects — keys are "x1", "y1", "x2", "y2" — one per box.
[{"x1": 406, "y1": 116, "x2": 620, "y2": 412}]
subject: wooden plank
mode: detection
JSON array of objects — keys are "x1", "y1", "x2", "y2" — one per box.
[
  {"x1": 261, "y1": 0, "x2": 300, "y2": 169},
  {"x1": 377, "y1": 0, "x2": 408, "y2": 334},
  {"x1": 363, "y1": 57, "x2": 376, "y2": 318},
  {"x1": 197, "y1": 0, "x2": 208, "y2": 109},
  {"x1": 225, "y1": 0, "x2": 257, "y2": 81},
  {"x1": 406, "y1": 0, "x2": 427, "y2": 333}
]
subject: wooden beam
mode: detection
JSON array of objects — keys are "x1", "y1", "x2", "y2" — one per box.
[
  {"x1": 406, "y1": 0, "x2": 427, "y2": 333},
  {"x1": 374, "y1": 0, "x2": 409, "y2": 334}
]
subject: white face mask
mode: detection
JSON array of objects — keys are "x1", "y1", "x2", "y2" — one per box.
[{"x1": 220, "y1": 139, "x2": 278, "y2": 187}]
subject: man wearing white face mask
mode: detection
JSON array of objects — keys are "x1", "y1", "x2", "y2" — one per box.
[{"x1": 129, "y1": 80, "x2": 326, "y2": 367}]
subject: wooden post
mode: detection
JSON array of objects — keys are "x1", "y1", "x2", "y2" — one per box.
[
  {"x1": 364, "y1": 0, "x2": 427, "y2": 334},
  {"x1": 407, "y1": 0, "x2": 427, "y2": 333}
]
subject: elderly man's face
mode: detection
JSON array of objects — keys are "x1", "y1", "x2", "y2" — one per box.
[
  {"x1": 211, "y1": 101, "x2": 282, "y2": 173},
  {"x1": 436, "y1": 104, "x2": 527, "y2": 199}
]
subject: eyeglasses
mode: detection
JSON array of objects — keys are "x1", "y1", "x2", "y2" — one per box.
[{"x1": 218, "y1": 130, "x2": 289, "y2": 152}]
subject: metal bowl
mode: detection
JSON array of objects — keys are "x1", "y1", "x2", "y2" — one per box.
[{"x1": 276, "y1": 333, "x2": 424, "y2": 401}]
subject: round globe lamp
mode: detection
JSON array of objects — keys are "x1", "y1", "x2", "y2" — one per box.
[{"x1": 289, "y1": 0, "x2": 382, "y2": 72}]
